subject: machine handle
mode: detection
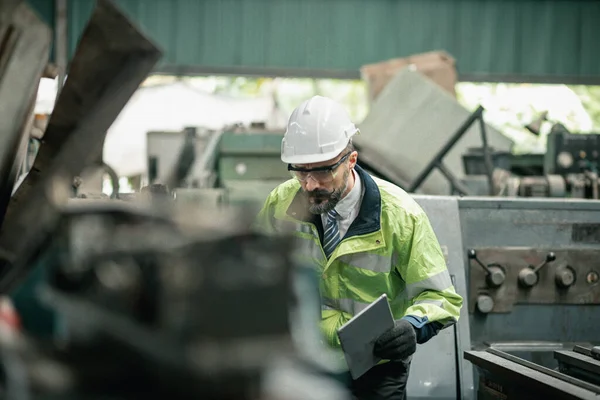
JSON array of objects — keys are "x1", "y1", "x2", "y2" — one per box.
[
  {"x1": 468, "y1": 249, "x2": 492, "y2": 274},
  {"x1": 518, "y1": 252, "x2": 557, "y2": 288},
  {"x1": 531, "y1": 252, "x2": 556, "y2": 273},
  {"x1": 468, "y1": 249, "x2": 505, "y2": 288}
]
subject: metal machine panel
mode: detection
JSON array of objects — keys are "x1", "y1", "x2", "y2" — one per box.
[
  {"x1": 468, "y1": 248, "x2": 600, "y2": 314},
  {"x1": 459, "y1": 198, "x2": 600, "y2": 249},
  {"x1": 0, "y1": 1, "x2": 51, "y2": 228},
  {"x1": 545, "y1": 131, "x2": 600, "y2": 175},
  {"x1": 217, "y1": 133, "x2": 288, "y2": 199},
  {"x1": 222, "y1": 179, "x2": 282, "y2": 208},
  {"x1": 457, "y1": 197, "x2": 600, "y2": 352},
  {"x1": 356, "y1": 69, "x2": 513, "y2": 195},
  {"x1": 147, "y1": 128, "x2": 221, "y2": 188},
  {"x1": 174, "y1": 188, "x2": 227, "y2": 207},
  {"x1": 219, "y1": 132, "x2": 283, "y2": 155},
  {"x1": 409, "y1": 195, "x2": 475, "y2": 400},
  {"x1": 219, "y1": 156, "x2": 288, "y2": 181},
  {"x1": 218, "y1": 133, "x2": 287, "y2": 181}
]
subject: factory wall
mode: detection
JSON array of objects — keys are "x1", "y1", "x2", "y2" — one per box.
[{"x1": 27, "y1": 0, "x2": 600, "y2": 84}]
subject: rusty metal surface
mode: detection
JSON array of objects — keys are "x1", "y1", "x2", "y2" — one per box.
[
  {"x1": 468, "y1": 247, "x2": 600, "y2": 313},
  {"x1": 0, "y1": 0, "x2": 162, "y2": 293},
  {"x1": 0, "y1": 1, "x2": 51, "y2": 228}
]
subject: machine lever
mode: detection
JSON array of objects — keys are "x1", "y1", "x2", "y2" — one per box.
[
  {"x1": 519, "y1": 252, "x2": 556, "y2": 288},
  {"x1": 532, "y1": 252, "x2": 556, "y2": 273},
  {"x1": 467, "y1": 249, "x2": 505, "y2": 288},
  {"x1": 468, "y1": 249, "x2": 492, "y2": 274}
]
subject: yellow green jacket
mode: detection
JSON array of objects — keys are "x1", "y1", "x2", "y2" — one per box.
[{"x1": 255, "y1": 165, "x2": 463, "y2": 350}]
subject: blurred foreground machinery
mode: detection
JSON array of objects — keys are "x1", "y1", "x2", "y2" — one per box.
[
  {"x1": 0, "y1": 1, "x2": 351, "y2": 399},
  {"x1": 3, "y1": 199, "x2": 351, "y2": 400}
]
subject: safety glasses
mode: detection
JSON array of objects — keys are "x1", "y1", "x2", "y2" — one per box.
[{"x1": 288, "y1": 152, "x2": 351, "y2": 183}]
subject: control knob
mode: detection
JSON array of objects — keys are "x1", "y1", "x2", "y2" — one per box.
[
  {"x1": 555, "y1": 266, "x2": 576, "y2": 288},
  {"x1": 476, "y1": 294, "x2": 494, "y2": 314}
]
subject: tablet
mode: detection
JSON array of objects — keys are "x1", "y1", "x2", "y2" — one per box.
[{"x1": 336, "y1": 294, "x2": 395, "y2": 379}]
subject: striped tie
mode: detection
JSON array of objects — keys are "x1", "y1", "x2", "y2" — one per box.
[{"x1": 323, "y1": 209, "x2": 341, "y2": 258}]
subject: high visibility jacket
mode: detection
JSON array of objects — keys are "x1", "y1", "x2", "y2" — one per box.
[{"x1": 255, "y1": 166, "x2": 463, "y2": 354}]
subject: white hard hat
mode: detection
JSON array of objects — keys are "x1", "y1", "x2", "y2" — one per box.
[{"x1": 281, "y1": 96, "x2": 358, "y2": 164}]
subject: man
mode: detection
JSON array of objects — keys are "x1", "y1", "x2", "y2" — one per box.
[{"x1": 256, "y1": 95, "x2": 463, "y2": 400}]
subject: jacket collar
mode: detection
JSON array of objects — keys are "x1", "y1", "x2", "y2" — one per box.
[{"x1": 285, "y1": 165, "x2": 381, "y2": 239}]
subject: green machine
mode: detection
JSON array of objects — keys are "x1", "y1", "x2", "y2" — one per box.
[
  {"x1": 217, "y1": 132, "x2": 288, "y2": 205},
  {"x1": 171, "y1": 130, "x2": 289, "y2": 209}
]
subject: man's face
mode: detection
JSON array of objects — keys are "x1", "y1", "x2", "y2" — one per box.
[{"x1": 292, "y1": 150, "x2": 358, "y2": 215}]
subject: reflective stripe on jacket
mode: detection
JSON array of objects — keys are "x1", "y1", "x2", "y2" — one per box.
[{"x1": 255, "y1": 165, "x2": 463, "y2": 351}]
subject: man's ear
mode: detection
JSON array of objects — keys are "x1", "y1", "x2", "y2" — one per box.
[{"x1": 349, "y1": 151, "x2": 358, "y2": 168}]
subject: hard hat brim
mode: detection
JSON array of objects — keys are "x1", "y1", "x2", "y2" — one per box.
[{"x1": 281, "y1": 148, "x2": 346, "y2": 165}]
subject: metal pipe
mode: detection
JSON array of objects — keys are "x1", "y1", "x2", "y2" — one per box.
[
  {"x1": 54, "y1": 0, "x2": 68, "y2": 100},
  {"x1": 408, "y1": 106, "x2": 484, "y2": 193},
  {"x1": 478, "y1": 115, "x2": 495, "y2": 195},
  {"x1": 437, "y1": 162, "x2": 471, "y2": 195}
]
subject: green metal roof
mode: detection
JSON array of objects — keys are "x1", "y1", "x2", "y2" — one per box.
[{"x1": 27, "y1": 0, "x2": 600, "y2": 83}]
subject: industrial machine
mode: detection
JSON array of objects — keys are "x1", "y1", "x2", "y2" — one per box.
[
  {"x1": 0, "y1": 1, "x2": 351, "y2": 399},
  {"x1": 402, "y1": 195, "x2": 600, "y2": 399},
  {"x1": 461, "y1": 123, "x2": 600, "y2": 199},
  {"x1": 147, "y1": 128, "x2": 288, "y2": 207},
  {"x1": 147, "y1": 126, "x2": 223, "y2": 189}
]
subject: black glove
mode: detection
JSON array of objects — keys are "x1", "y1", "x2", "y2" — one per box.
[{"x1": 373, "y1": 319, "x2": 417, "y2": 361}]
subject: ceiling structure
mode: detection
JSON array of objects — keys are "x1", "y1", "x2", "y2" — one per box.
[{"x1": 28, "y1": 0, "x2": 600, "y2": 84}]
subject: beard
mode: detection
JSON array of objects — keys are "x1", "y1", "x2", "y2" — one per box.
[{"x1": 304, "y1": 169, "x2": 350, "y2": 215}]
